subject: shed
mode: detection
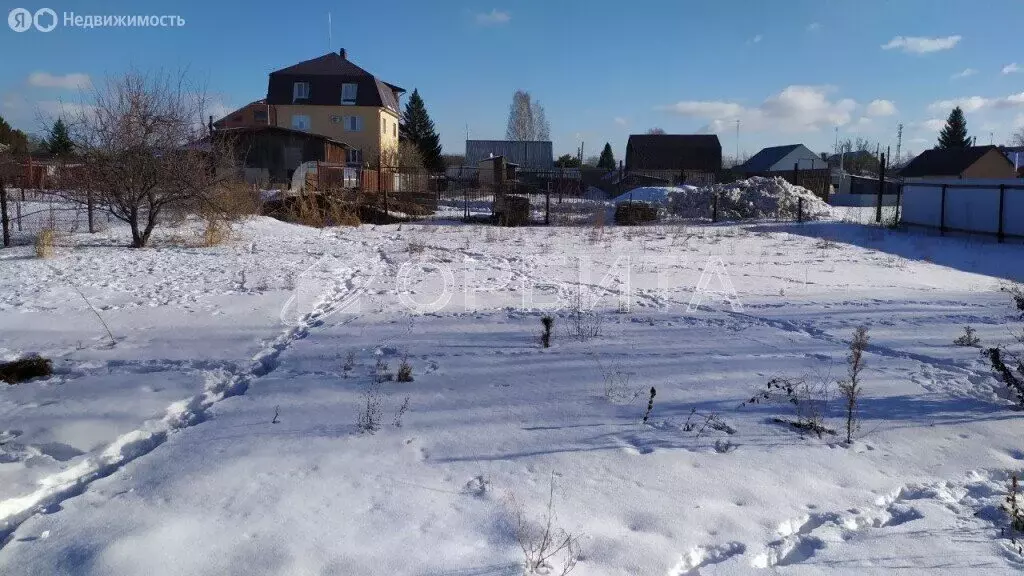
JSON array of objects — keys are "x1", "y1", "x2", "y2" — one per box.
[
  {"x1": 212, "y1": 125, "x2": 350, "y2": 185},
  {"x1": 465, "y1": 140, "x2": 553, "y2": 170}
]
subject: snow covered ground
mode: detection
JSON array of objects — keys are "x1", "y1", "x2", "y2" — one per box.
[{"x1": 2, "y1": 214, "x2": 1024, "y2": 575}]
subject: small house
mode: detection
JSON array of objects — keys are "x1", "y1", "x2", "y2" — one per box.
[
  {"x1": 211, "y1": 125, "x2": 350, "y2": 185},
  {"x1": 738, "y1": 144, "x2": 826, "y2": 175},
  {"x1": 899, "y1": 145, "x2": 1018, "y2": 180},
  {"x1": 624, "y1": 134, "x2": 722, "y2": 172}
]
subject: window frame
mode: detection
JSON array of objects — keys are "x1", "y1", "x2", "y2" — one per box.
[
  {"x1": 341, "y1": 83, "x2": 358, "y2": 105},
  {"x1": 292, "y1": 81, "x2": 310, "y2": 102},
  {"x1": 291, "y1": 114, "x2": 311, "y2": 131}
]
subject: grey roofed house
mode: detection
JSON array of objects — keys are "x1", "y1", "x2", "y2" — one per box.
[
  {"x1": 625, "y1": 134, "x2": 722, "y2": 171},
  {"x1": 465, "y1": 140, "x2": 553, "y2": 170},
  {"x1": 739, "y1": 144, "x2": 826, "y2": 173}
]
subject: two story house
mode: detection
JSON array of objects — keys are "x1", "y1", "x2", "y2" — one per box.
[{"x1": 265, "y1": 49, "x2": 404, "y2": 166}]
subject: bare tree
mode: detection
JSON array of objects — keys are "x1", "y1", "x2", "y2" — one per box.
[
  {"x1": 1013, "y1": 128, "x2": 1024, "y2": 147},
  {"x1": 506, "y1": 90, "x2": 551, "y2": 141},
  {"x1": 67, "y1": 69, "x2": 242, "y2": 248},
  {"x1": 646, "y1": 127, "x2": 666, "y2": 135}
]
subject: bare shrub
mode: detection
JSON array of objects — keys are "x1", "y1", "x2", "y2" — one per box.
[
  {"x1": 393, "y1": 395, "x2": 410, "y2": 428},
  {"x1": 954, "y1": 325, "x2": 981, "y2": 347},
  {"x1": 356, "y1": 381, "x2": 383, "y2": 434},
  {"x1": 565, "y1": 285, "x2": 601, "y2": 341},
  {"x1": 396, "y1": 356, "x2": 414, "y2": 382},
  {"x1": 593, "y1": 355, "x2": 639, "y2": 403},
  {"x1": 511, "y1": 478, "x2": 581, "y2": 575},
  {"x1": 374, "y1": 357, "x2": 393, "y2": 383},
  {"x1": 34, "y1": 228, "x2": 55, "y2": 258},
  {"x1": 1005, "y1": 473, "x2": 1024, "y2": 555},
  {"x1": 741, "y1": 376, "x2": 835, "y2": 437},
  {"x1": 838, "y1": 326, "x2": 869, "y2": 444},
  {"x1": 342, "y1": 350, "x2": 356, "y2": 378}
]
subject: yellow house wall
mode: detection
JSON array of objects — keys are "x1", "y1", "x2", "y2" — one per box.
[{"x1": 273, "y1": 105, "x2": 399, "y2": 164}]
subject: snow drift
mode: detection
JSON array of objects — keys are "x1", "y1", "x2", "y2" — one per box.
[{"x1": 612, "y1": 177, "x2": 833, "y2": 221}]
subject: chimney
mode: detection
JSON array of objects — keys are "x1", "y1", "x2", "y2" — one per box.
[{"x1": 339, "y1": 48, "x2": 346, "y2": 59}]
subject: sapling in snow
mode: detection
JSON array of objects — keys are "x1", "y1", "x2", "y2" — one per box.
[
  {"x1": 541, "y1": 315, "x2": 554, "y2": 348},
  {"x1": 642, "y1": 387, "x2": 656, "y2": 424},
  {"x1": 1004, "y1": 473, "x2": 1024, "y2": 555},
  {"x1": 838, "y1": 326, "x2": 869, "y2": 444},
  {"x1": 953, "y1": 325, "x2": 980, "y2": 347}
]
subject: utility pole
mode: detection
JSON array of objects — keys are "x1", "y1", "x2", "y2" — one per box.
[
  {"x1": 735, "y1": 119, "x2": 740, "y2": 163},
  {"x1": 895, "y1": 123, "x2": 903, "y2": 166}
]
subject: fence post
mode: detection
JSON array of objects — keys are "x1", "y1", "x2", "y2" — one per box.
[
  {"x1": 894, "y1": 183, "x2": 903, "y2": 227},
  {"x1": 712, "y1": 193, "x2": 718, "y2": 222},
  {"x1": 0, "y1": 177, "x2": 9, "y2": 247},
  {"x1": 793, "y1": 162, "x2": 799, "y2": 187},
  {"x1": 382, "y1": 170, "x2": 389, "y2": 222},
  {"x1": 875, "y1": 152, "x2": 886, "y2": 223},
  {"x1": 87, "y1": 189, "x2": 95, "y2": 233},
  {"x1": 939, "y1": 184, "x2": 947, "y2": 236},
  {"x1": 798, "y1": 197, "x2": 803, "y2": 223},
  {"x1": 997, "y1": 184, "x2": 1006, "y2": 243},
  {"x1": 545, "y1": 181, "x2": 551, "y2": 225}
]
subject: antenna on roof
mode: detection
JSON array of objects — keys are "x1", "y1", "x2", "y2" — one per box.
[{"x1": 328, "y1": 12, "x2": 332, "y2": 51}]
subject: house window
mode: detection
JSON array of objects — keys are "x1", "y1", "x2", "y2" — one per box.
[
  {"x1": 291, "y1": 114, "x2": 311, "y2": 131},
  {"x1": 382, "y1": 118, "x2": 386, "y2": 134},
  {"x1": 253, "y1": 109, "x2": 268, "y2": 123},
  {"x1": 293, "y1": 81, "x2": 310, "y2": 102},
  {"x1": 341, "y1": 83, "x2": 358, "y2": 105},
  {"x1": 347, "y1": 149, "x2": 363, "y2": 164},
  {"x1": 344, "y1": 116, "x2": 362, "y2": 132},
  {"x1": 393, "y1": 122, "x2": 396, "y2": 138}
]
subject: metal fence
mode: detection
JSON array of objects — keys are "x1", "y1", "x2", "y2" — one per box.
[
  {"x1": 900, "y1": 179, "x2": 1024, "y2": 241},
  {"x1": 0, "y1": 188, "x2": 107, "y2": 247}
]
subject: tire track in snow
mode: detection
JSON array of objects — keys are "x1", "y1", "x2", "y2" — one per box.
[{"x1": 0, "y1": 238, "x2": 388, "y2": 547}]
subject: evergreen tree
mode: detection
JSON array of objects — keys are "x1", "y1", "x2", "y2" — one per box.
[
  {"x1": 400, "y1": 89, "x2": 444, "y2": 172},
  {"x1": 937, "y1": 106, "x2": 971, "y2": 149},
  {"x1": 47, "y1": 118, "x2": 74, "y2": 156},
  {"x1": 0, "y1": 115, "x2": 28, "y2": 155},
  {"x1": 597, "y1": 142, "x2": 616, "y2": 170},
  {"x1": 555, "y1": 154, "x2": 581, "y2": 168}
]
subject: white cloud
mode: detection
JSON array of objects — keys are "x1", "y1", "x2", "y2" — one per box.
[
  {"x1": 1003, "y1": 63, "x2": 1020, "y2": 75},
  {"x1": 928, "y1": 95, "x2": 988, "y2": 113},
  {"x1": 928, "y1": 92, "x2": 1024, "y2": 113},
  {"x1": 807, "y1": 22, "x2": 821, "y2": 32},
  {"x1": 27, "y1": 72, "x2": 91, "y2": 90},
  {"x1": 475, "y1": 9, "x2": 510, "y2": 25},
  {"x1": 881, "y1": 35, "x2": 961, "y2": 54},
  {"x1": 865, "y1": 99, "x2": 898, "y2": 117},
  {"x1": 748, "y1": 34, "x2": 763, "y2": 44},
  {"x1": 920, "y1": 118, "x2": 946, "y2": 131},
  {"x1": 613, "y1": 117, "x2": 627, "y2": 126},
  {"x1": 951, "y1": 68, "x2": 976, "y2": 79},
  {"x1": 1014, "y1": 114, "x2": 1024, "y2": 128},
  {"x1": 659, "y1": 85, "x2": 856, "y2": 133}
]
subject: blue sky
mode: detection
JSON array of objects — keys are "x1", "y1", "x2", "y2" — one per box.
[{"x1": 2, "y1": 0, "x2": 1023, "y2": 161}]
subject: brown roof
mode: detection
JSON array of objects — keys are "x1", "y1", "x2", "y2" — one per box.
[
  {"x1": 213, "y1": 125, "x2": 350, "y2": 148},
  {"x1": 899, "y1": 145, "x2": 1015, "y2": 177},
  {"x1": 267, "y1": 50, "x2": 404, "y2": 112}
]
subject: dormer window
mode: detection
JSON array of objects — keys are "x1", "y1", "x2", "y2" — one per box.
[
  {"x1": 293, "y1": 81, "x2": 310, "y2": 102},
  {"x1": 341, "y1": 83, "x2": 358, "y2": 105}
]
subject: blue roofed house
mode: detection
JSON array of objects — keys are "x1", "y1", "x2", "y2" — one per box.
[{"x1": 737, "y1": 144, "x2": 827, "y2": 175}]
